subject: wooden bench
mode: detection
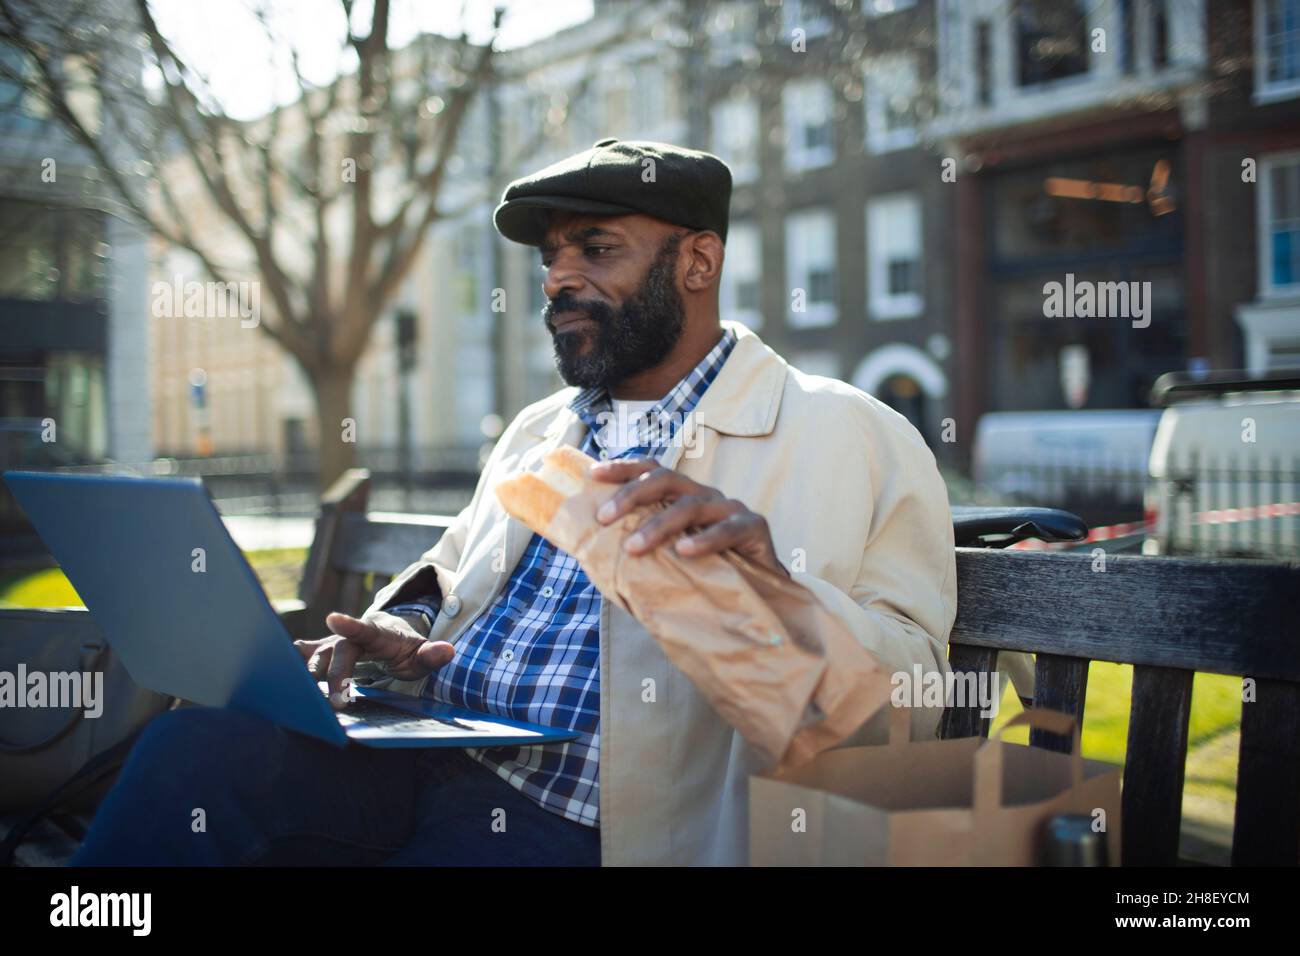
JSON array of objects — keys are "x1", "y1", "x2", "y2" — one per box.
[
  {"x1": 940, "y1": 547, "x2": 1299, "y2": 866},
  {"x1": 293, "y1": 471, "x2": 1300, "y2": 866},
  {"x1": 280, "y1": 468, "x2": 456, "y2": 641},
  {"x1": 4, "y1": 469, "x2": 1297, "y2": 866}
]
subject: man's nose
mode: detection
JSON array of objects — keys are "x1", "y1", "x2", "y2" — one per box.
[{"x1": 542, "y1": 256, "x2": 584, "y2": 301}]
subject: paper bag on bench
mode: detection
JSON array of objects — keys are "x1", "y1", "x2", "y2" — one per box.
[{"x1": 750, "y1": 706, "x2": 1122, "y2": 865}]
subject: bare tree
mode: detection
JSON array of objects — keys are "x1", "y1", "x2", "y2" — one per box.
[{"x1": 0, "y1": 0, "x2": 519, "y2": 487}]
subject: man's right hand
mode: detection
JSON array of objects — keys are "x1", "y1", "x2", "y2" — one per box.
[{"x1": 294, "y1": 611, "x2": 455, "y2": 710}]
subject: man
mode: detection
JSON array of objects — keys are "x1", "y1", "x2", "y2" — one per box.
[{"x1": 74, "y1": 138, "x2": 955, "y2": 867}]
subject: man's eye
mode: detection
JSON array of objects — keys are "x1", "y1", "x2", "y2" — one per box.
[{"x1": 584, "y1": 245, "x2": 612, "y2": 258}]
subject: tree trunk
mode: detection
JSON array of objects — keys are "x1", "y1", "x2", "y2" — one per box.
[{"x1": 311, "y1": 365, "x2": 359, "y2": 490}]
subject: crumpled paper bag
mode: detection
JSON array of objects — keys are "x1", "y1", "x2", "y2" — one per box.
[{"x1": 496, "y1": 445, "x2": 894, "y2": 769}]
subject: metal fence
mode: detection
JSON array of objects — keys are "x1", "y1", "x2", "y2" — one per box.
[
  {"x1": 13, "y1": 444, "x2": 1299, "y2": 562},
  {"x1": 8, "y1": 442, "x2": 488, "y2": 520},
  {"x1": 974, "y1": 454, "x2": 1300, "y2": 560},
  {"x1": 1154, "y1": 451, "x2": 1300, "y2": 560}
]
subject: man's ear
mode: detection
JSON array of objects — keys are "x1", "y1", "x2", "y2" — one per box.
[{"x1": 682, "y1": 230, "x2": 724, "y2": 293}]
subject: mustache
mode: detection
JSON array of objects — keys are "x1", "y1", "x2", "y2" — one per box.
[{"x1": 544, "y1": 294, "x2": 615, "y2": 331}]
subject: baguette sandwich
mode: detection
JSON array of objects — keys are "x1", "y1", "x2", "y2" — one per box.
[
  {"x1": 492, "y1": 443, "x2": 894, "y2": 768},
  {"x1": 495, "y1": 444, "x2": 600, "y2": 537}
]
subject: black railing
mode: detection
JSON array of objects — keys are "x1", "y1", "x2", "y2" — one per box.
[{"x1": 5, "y1": 444, "x2": 486, "y2": 526}]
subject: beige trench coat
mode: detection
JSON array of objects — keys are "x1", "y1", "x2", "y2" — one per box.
[{"x1": 363, "y1": 319, "x2": 957, "y2": 865}]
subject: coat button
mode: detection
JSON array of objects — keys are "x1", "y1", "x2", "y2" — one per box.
[
  {"x1": 443, "y1": 594, "x2": 462, "y2": 617},
  {"x1": 501, "y1": 649, "x2": 515, "y2": 662}
]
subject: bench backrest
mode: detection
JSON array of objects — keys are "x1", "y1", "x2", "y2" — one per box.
[
  {"x1": 298, "y1": 470, "x2": 1300, "y2": 867},
  {"x1": 297, "y1": 469, "x2": 451, "y2": 623},
  {"x1": 942, "y1": 547, "x2": 1300, "y2": 867}
]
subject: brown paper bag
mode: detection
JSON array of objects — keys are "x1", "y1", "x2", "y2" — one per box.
[
  {"x1": 749, "y1": 706, "x2": 1122, "y2": 865},
  {"x1": 495, "y1": 446, "x2": 895, "y2": 768}
]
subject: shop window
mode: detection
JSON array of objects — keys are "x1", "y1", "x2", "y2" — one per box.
[{"x1": 1015, "y1": 0, "x2": 1090, "y2": 88}]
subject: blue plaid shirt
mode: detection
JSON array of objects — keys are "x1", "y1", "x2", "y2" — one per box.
[{"x1": 384, "y1": 326, "x2": 738, "y2": 827}]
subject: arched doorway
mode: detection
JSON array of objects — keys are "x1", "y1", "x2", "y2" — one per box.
[
  {"x1": 878, "y1": 373, "x2": 927, "y2": 436},
  {"x1": 851, "y1": 344, "x2": 949, "y2": 441}
]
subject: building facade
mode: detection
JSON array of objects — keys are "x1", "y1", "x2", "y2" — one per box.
[
  {"x1": 685, "y1": 0, "x2": 954, "y2": 449},
  {"x1": 148, "y1": 0, "x2": 1300, "y2": 472},
  {"x1": 935, "y1": 0, "x2": 1300, "y2": 456},
  {"x1": 0, "y1": 6, "x2": 152, "y2": 469}
]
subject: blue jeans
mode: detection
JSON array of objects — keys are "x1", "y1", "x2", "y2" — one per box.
[{"x1": 71, "y1": 707, "x2": 601, "y2": 866}]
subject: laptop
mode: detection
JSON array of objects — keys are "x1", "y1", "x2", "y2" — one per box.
[{"x1": 3, "y1": 470, "x2": 581, "y2": 750}]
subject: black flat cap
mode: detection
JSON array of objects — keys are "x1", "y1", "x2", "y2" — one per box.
[{"x1": 494, "y1": 138, "x2": 732, "y2": 246}]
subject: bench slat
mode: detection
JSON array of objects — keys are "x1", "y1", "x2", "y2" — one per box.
[
  {"x1": 1029, "y1": 654, "x2": 1089, "y2": 753},
  {"x1": 337, "y1": 571, "x2": 367, "y2": 618},
  {"x1": 954, "y1": 550, "x2": 1300, "y2": 680},
  {"x1": 334, "y1": 513, "x2": 449, "y2": 577},
  {"x1": 939, "y1": 644, "x2": 998, "y2": 739},
  {"x1": 1122, "y1": 665, "x2": 1194, "y2": 866},
  {"x1": 1232, "y1": 678, "x2": 1300, "y2": 865},
  {"x1": 298, "y1": 469, "x2": 371, "y2": 606}
]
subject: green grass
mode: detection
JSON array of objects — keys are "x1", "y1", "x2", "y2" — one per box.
[
  {"x1": 0, "y1": 566, "x2": 84, "y2": 607},
  {"x1": 989, "y1": 662, "x2": 1239, "y2": 775},
  {"x1": 0, "y1": 547, "x2": 309, "y2": 608}
]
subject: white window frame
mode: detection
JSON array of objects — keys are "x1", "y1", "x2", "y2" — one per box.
[
  {"x1": 782, "y1": 79, "x2": 835, "y2": 172},
  {"x1": 706, "y1": 2, "x2": 759, "y2": 67},
  {"x1": 710, "y1": 94, "x2": 760, "y2": 184},
  {"x1": 1258, "y1": 151, "x2": 1300, "y2": 298},
  {"x1": 632, "y1": 61, "x2": 663, "y2": 134},
  {"x1": 1255, "y1": 0, "x2": 1300, "y2": 103},
  {"x1": 721, "y1": 221, "x2": 763, "y2": 330},
  {"x1": 865, "y1": 54, "x2": 920, "y2": 154},
  {"x1": 782, "y1": 0, "x2": 832, "y2": 41},
  {"x1": 863, "y1": 0, "x2": 917, "y2": 17},
  {"x1": 785, "y1": 208, "x2": 838, "y2": 329},
  {"x1": 866, "y1": 192, "x2": 924, "y2": 320},
  {"x1": 1011, "y1": 0, "x2": 1096, "y2": 94}
]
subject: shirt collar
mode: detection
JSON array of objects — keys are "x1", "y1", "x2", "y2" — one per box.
[{"x1": 568, "y1": 325, "x2": 738, "y2": 451}]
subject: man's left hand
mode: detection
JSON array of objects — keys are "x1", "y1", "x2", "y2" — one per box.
[{"x1": 590, "y1": 456, "x2": 790, "y2": 578}]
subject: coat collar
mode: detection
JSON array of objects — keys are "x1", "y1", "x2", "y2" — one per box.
[{"x1": 531, "y1": 320, "x2": 787, "y2": 442}]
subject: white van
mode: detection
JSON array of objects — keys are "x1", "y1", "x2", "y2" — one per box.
[
  {"x1": 1145, "y1": 373, "x2": 1300, "y2": 559},
  {"x1": 972, "y1": 410, "x2": 1161, "y2": 526}
]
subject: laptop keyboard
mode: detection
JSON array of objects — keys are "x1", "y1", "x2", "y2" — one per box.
[{"x1": 336, "y1": 697, "x2": 476, "y2": 734}]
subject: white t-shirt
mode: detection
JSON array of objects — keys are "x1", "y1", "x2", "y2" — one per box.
[{"x1": 599, "y1": 399, "x2": 659, "y2": 457}]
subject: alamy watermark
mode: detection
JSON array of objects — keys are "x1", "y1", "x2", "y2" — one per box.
[
  {"x1": 150, "y1": 274, "x2": 260, "y2": 328},
  {"x1": 1042, "y1": 273, "x2": 1151, "y2": 329},
  {"x1": 50, "y1": 886, "x2": 151, "y2": 935},
  {"x1": 891, "y1": 664, "x2": 1001, "y2": 719},
  {"x1": 0, "y1": 665, "x2": 103, "y2": 718}
]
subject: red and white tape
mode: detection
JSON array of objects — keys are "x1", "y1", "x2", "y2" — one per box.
[{"x1": 1008, "y1": 500, "x2": 1300, "y2": 551}]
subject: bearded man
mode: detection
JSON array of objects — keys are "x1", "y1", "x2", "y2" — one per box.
[{"x1": 73, "y1": 139, "x2": 955, "y2": 867}]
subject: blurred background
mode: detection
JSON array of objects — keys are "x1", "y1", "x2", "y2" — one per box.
[
  {"x1": 1, "y1": 0, "x2": 1298, "y2": 559},
  {"x1": 1, "y1": 0, "x2": 1297, "y2": 864}
]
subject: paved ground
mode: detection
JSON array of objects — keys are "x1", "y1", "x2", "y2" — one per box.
[
  {"x1": 1179, "y1": 727, "x2": 1239, "y2": 866},
  {"x1": 222, "y1": 514, "x2": 316, "y2": 551}
]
